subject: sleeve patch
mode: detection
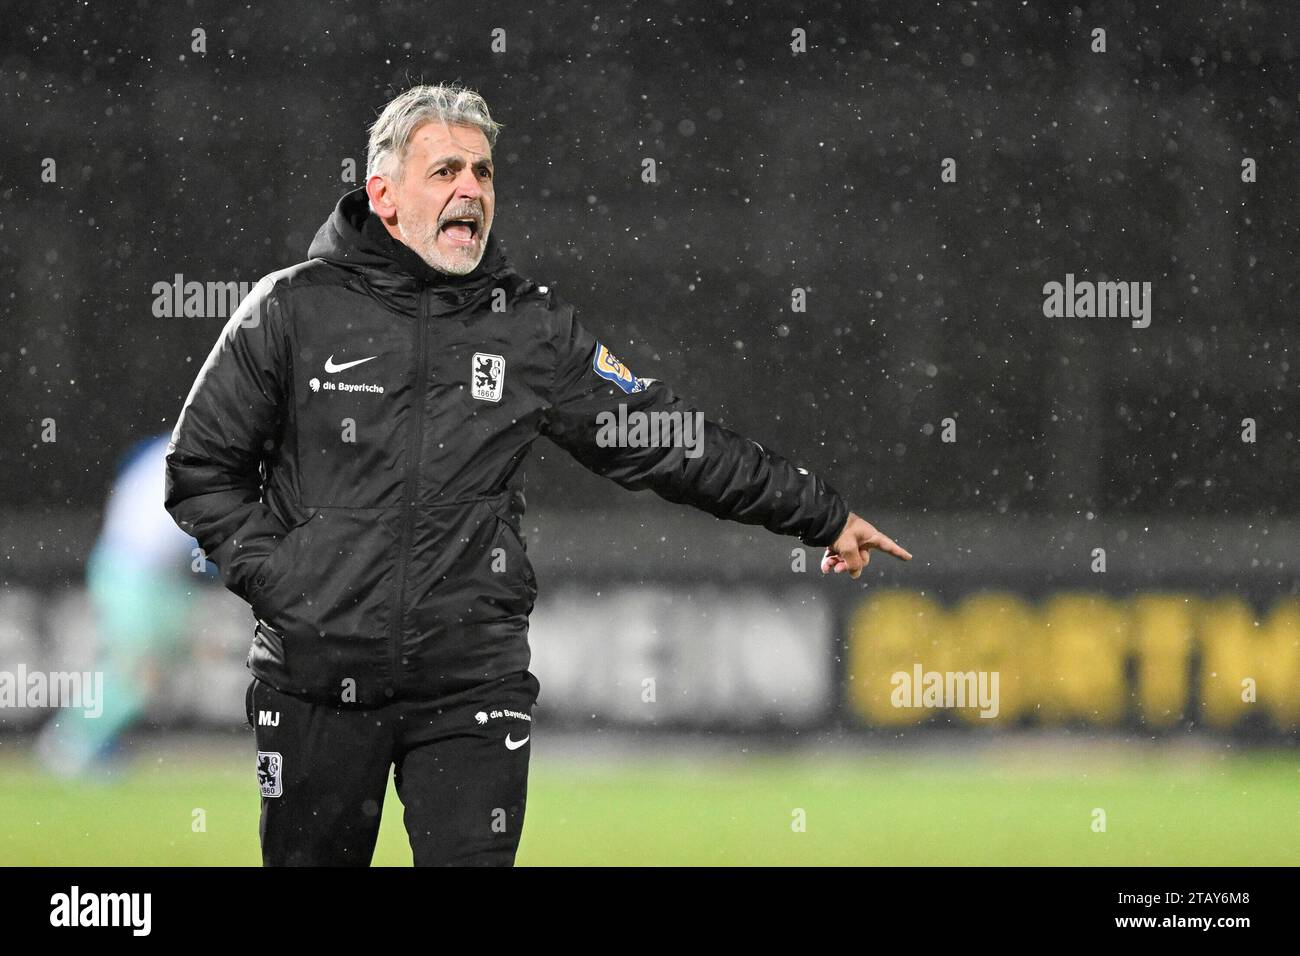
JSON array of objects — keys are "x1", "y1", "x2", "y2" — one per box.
[{"x1": 592, "y1": 343, "x2": 648, "y2": 394}]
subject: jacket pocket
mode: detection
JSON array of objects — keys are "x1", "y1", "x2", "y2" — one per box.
[
  {"x1": 247, "y1": 511, "x2": 313, "y2": 622},
  {"x1": 487, "y1": 500, "x2": 537, "y2": 593},
  {"x1": 248, "y1": 508, "x2": 398, "y2": 671}
]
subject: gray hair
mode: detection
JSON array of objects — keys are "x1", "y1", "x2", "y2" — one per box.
[{"x1": 366, "y1": 84, "x2": 503, "y2": 181}]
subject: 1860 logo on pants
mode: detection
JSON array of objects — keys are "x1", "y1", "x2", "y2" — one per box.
[{"x1": 257, "y1": 751, "x2": 283, "y2": 798}]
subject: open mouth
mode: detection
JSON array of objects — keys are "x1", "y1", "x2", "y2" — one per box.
[{"x1": 440, "y1": 217, "x2": 480, "y2": 245}]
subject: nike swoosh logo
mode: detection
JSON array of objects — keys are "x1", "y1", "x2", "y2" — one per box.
[
  {"x1": 324, "y1": 354, "x2": 377, "y2": 373},
  {"x1": 504, "y1": 734, "x2": 530, "y2": 750}
]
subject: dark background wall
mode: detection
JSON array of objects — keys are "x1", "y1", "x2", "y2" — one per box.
[{"x1": 2, "y1": 0, "x2": 1295, "y2": 527}]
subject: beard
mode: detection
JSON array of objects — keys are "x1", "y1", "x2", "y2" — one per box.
[{"x1": 398, "y1": 212, "x2": 490, "y2": 276}]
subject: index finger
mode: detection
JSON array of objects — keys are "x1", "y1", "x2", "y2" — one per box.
[{"x1": 868, "y1": 532, "x2": 913, "y2": 561}]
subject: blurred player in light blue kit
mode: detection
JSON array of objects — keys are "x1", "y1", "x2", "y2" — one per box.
[{"x1": 35, "y1": 434, "x2": 210, "y2": 776}]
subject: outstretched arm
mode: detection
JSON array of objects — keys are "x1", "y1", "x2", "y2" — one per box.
[{"x1": 539, "y1": 306, "x2": 911, "y2": 570}]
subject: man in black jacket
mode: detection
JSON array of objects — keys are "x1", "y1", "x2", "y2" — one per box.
[{"x1": 165, "y1": 84, "x2": 910, "y2": 866}]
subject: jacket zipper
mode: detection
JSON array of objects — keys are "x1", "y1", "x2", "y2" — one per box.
[{"x1": 387, "y1": 287, "x2": 430, "y2": 694}]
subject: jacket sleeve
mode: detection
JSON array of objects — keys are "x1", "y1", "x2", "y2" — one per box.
[
  {"x1": 538, "y1": 307, "x2": 850, "y2": 548},
  {"x1": 164, "y1": 277, "x2": 291, "y2": 603}
]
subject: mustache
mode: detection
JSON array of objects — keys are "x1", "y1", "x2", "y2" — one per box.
[{"x1": 439, "y1": 205, "x2": 485, "y2": 226}]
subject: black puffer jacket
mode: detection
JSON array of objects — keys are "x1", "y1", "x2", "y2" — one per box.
[{"x1": 165, "y1": 188, "x2": 850, "y2": 705}]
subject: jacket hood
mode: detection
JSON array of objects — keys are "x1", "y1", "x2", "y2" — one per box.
[{"x1": 308, "y1": 187, "x2": 518, "y2": 309}]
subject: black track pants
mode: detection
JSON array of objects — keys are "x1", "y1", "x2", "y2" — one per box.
[{"x1": 245, "y1": 670, "x2": 540, "y2": 866}]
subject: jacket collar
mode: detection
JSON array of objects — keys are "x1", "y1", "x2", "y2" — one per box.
[{"x1": 308, "y1": 187, "x2": 516, "y2": 312}]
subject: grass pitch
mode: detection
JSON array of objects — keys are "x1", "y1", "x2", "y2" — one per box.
[{"x1": 0, "y1": 735, "x2": 1295, "y2": 866}]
